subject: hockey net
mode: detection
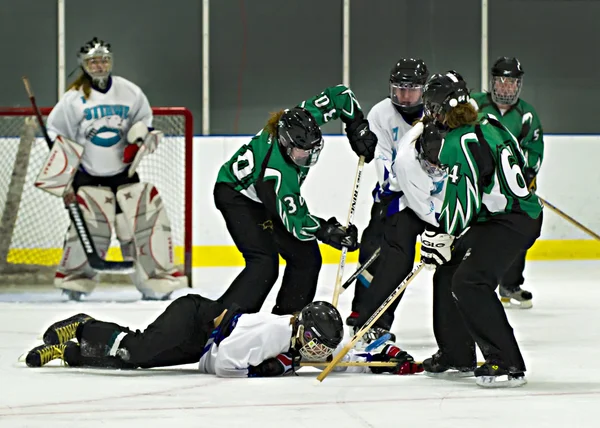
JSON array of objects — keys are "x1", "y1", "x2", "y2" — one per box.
[{"x1": 0, "y1": 107, "x2": 193, "y2": 285}]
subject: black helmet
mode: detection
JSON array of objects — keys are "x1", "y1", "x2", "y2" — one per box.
[
  {"x1": 422, "y1": 71, "x2": 470, "y2": 120},
  {"x1": 294, "y1": 301, "x2": 343, "y2": 361},
  {"x1": 389, "y1": 58, "x2": 429, "y2": 115},
  {"x1": 416, "y1": 121, "x2": 445, "y2": 176},
  {"x1": 490, "y1": 57, "x2": 524, "y2": 106},
  {"x1": 278, "y1": 107, "x2": 324, "y2": 167}
]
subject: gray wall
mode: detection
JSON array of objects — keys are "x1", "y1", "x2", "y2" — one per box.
[{"x1": 2, "y1": 0, "x2": 599, "y2": 134}]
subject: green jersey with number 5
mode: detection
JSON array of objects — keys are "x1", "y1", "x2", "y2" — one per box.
[
  {"x1": 471, "y1": 92, "x2": 544, "y2": 174},
  {"x1": 216, "y1": 85, "x2": 363, "y2": 241},
  {"x1": 438, "y1": 113, "x2": 543, "y2": 236}
]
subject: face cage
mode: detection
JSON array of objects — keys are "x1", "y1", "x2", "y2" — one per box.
[
  {"x1": 81, "y1": 54, "x2": 113, "y2": 83},
  {"x1": 390, "y1": 83, "x2": 424, "y2": 108},
  {"x1": 491, "y1": 76, "x2": 522, "y2": 106},
  {"x1": 299, "y1": 338, "x2": 335, "y2": 361},
  {"x1": 286, "y1": 140, "x2": 323, "y2": 168},
  {"x1": 418, "y1": 155, "x2": 446, "y2": 178}
]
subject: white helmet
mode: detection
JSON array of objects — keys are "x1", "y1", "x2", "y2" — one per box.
[{"x1": 78, "y1": 37, "x2": 113, "y2": 88}]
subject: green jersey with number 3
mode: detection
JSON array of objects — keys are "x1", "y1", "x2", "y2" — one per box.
[
  {"x1": 471, "y1": 92, "x2": 544, "y2": 174},
  {"x1": 216, "y1": 85, "x2": 363, "y2": 241},
  {"x1": 438, "y1": 113, "x2": 543, "y2": 236}
]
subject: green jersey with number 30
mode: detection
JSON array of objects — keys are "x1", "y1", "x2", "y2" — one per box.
[
  {"x1": 471, "y1": 92, "x2": 544, "y2": 174},
  {"x1": 438, "y1": 113, "x2": 543, "y2": 236},
  {"x1": 216, "y1": 85, "x2": 363, "y2": 241}
]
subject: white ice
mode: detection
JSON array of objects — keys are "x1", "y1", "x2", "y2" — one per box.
[{"x1": 1, "y1": 261, "x2": 599, "y2": 427}]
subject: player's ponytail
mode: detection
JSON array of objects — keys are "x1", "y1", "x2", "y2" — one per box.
[
  {"x1": 66, "y1": 72, "x2": 92, "y2": 99},
  {"x1": 265, "y1": 110, "x2": 285, "y2": 137},
  {"x1": 445, "y1": 103, "x2": 478, "y2": 129}
]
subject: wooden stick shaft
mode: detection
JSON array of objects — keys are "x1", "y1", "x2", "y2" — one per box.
[
  {"x1": 539, "y1": 196, "x2": 600, "y2": 241},
  {"x1": 331, "y1": 155, "x2": 365, "y2": 307},
  {"x1": 318, "y1": 263, "x2": 425, "y2": 382},
  {"x1": 21, "y1": 76, "x2": 53, "y2": 149}
]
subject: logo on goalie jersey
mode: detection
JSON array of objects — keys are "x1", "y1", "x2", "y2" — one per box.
[{"x1": 85, "y1": 115, "x2": 126, "y2": 147}]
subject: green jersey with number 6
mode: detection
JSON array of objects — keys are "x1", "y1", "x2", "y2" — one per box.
[
  {"x1": 471, "y1": 92, "x2": 544, "y2": 174},
  {"x1": 438, "y1": 113, "x2": 543, "y2": 236},
  {"x1": 216, "y1": 85, "x2": 363, "y2": 241}
]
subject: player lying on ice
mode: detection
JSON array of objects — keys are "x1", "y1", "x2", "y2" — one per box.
[{"x1": 22, "y1": 296, "x2": 422, "y2": 377}]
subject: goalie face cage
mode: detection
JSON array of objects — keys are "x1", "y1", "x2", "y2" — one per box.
[{"x1": 0, "y1": 107, "x2": 193, "y2": 286}]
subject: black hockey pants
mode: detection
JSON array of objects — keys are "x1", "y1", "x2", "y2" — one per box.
[
  {"x1": 355, "y1": 209, "x2": 427, "y2": 330},
  {"x1": 70, "y1": 294, "x2": 225, "y2": 369},
  {"x1": 213, "y1": 183, "x2": 322, "y2": 315},
  {"x1": 432, "y1": 213, "x2": 542, "y2": 372}
]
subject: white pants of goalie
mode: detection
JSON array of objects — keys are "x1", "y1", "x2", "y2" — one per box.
[{"x1": 55, "y1": 183, "x2": 188, "y2": 298}]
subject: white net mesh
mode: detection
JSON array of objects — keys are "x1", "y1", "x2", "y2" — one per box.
[{"x1": 0, "y1": 107, "x2": 192, "y2": 285}]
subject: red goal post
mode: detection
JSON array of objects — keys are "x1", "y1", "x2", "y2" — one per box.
[{"x1": 0, "y1": 106, "x2": 193, "y2": 285}]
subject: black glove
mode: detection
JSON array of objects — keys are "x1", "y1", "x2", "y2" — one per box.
[
  {"x1": 345, "y1": 118, "x2": 378, "y2": 163},
  {"x1": 366, "y1": 345, "x2": 423, "y2": 375},
  {"x1": 315, "y1": 217, "x2": 359, "y2": 251},
  {"x1": 523, "y1": 167, "x2": 536, "y2": 191},
  {"x1": 247, "y1": 351, "x2": 301, "y2": 377}
]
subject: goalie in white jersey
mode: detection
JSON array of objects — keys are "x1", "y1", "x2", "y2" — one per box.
[
  {"x1": 347, "y1": 58, "x2": 429, "y2": 333},
  {"x1": 37, "y1": 37, "x2": 187, "y2": 300},
  {"x1": 22, "y1": 297, "x2": 423, "y2": 377}
]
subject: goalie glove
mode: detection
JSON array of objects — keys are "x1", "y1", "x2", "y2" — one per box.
[
  {"x1": 315, "y1": 217, "x2": 359, "y2": 252},
  {"x1": 358, "y1": 345, "x2": 423, "y2": 375},
  {"x1": 247, "y1": 351, "x2": 301, "y2": 377},
  {"x1": 420, "y1": 229, "x2": 455, "y2": 269}
]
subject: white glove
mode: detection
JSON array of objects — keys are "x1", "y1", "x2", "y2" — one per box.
[{"x1": 420, "y1": 229, "x2": 455, "y2": 268}]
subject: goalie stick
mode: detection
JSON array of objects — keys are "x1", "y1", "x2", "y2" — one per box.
[{"x1": 22, "y1": 76, "x2": 135, "y2": 274}]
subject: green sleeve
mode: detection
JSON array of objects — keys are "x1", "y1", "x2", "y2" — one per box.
[
  {"x1": 438, "y1": 131, "x2": 483, "y2": 236},
  {"x1": 297, "y1": 85, "x2": 364, "y2": 126},
  {"x1": 258, "y1": 149, "x2": 322, "y2": 241},
  {"x1": 520, "y1": 104, "x2": 544, "y2": 173}
]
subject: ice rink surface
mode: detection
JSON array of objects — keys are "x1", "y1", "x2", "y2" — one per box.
[{"x1": 1, "y1": 261, "x2": 599, "y2": 427}]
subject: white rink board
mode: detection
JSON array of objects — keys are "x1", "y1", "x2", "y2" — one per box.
[{"x1": 192, "y1": 134, "x2": 600, "y2": 246}]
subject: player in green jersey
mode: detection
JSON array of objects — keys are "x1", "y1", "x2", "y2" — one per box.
[
  {"x1": 214, "y1": 85, "x2": 378, "y2": 315},
  {"x1": 471, "y1": 57, "x2": 544, "y2": 308},
  {"x1": 418, "y1": 72, "x2": 543, "y2": 388}
]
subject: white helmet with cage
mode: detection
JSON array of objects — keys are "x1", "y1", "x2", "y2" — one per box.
[{"x1": 78, "y1": 37, "x2": 113, "y2": 88}]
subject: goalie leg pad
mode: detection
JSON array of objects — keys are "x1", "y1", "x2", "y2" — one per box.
[
  {"x1": 116, "y1": 183, "x2": 187, "y2": 296},
  {"x1": 55, "y1": 186, "x2": 116, "y2": 293}
]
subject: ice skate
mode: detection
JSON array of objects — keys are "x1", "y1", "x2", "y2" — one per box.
[
  {"x1": 423, "y1": 351, "x2": 475, "y2": 378},
  {"x1": 500, "y1": 285, "x2": 533, "y2": 309},
  {"x1": 352, "y1": 325, "x2": 396, "y2": 351},
  {"x1": 475, "y1": 362, "x2": 527, "y2": 388},
  {"x1": 43, "y1": 313, "x2": 93, "y2": 345},
  {"x1": 23, "y1": 341, "x2": 75, "y2": 367}
]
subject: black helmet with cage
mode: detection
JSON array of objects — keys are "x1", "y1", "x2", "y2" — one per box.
[
  {"x1": 490, "y1": 56, "x2": 524, "y2": 106},
  {"x1": 78, "y1": 37, "x2": 113, "y2": 88},
  {"x1": 277, "y1": 107, "x2": 324, "y2": 168},
  {"x1": 389, "y1": 58, "x2": 429, "y2": 115},
  {"x1": 292, "y1": 301, "x2": 343, "y2": 361},
  {"x1": 416, "y1": 120, "x2": 446, "y2": 177},
  {"x1": 422, "y1": 71, "x2": 470, "y2": 122}
]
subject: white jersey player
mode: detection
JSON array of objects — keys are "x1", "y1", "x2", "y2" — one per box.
[
  {"x1": 35, "y1": 37, "x2": 186, "y2": 300},
  {"x1": 23, "y1": 298, "x2": 422, "y2": 376},
  {"x1": 347, "y1": 58, "x2": 429, "y2": 331}
]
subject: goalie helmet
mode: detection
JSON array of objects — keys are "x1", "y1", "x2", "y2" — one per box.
[
  {"x1": 490, "y1": 57, "x2": 524, "y2": 106},
  {"x1": 293, "y1": 301, "x2": 343, "y2": 361},
  {"x1": 389, "y1": 58, "x2": 429, "y2": 115},
  {"x1": 277, "y1": 107, "x2": 324, "y2": 168},
  {"x1": 422, "y1": 71, "x2": 470, "y2": 121},
  {"x1": 78, "y1": 37, "x2": 113, "y2": 88}
]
